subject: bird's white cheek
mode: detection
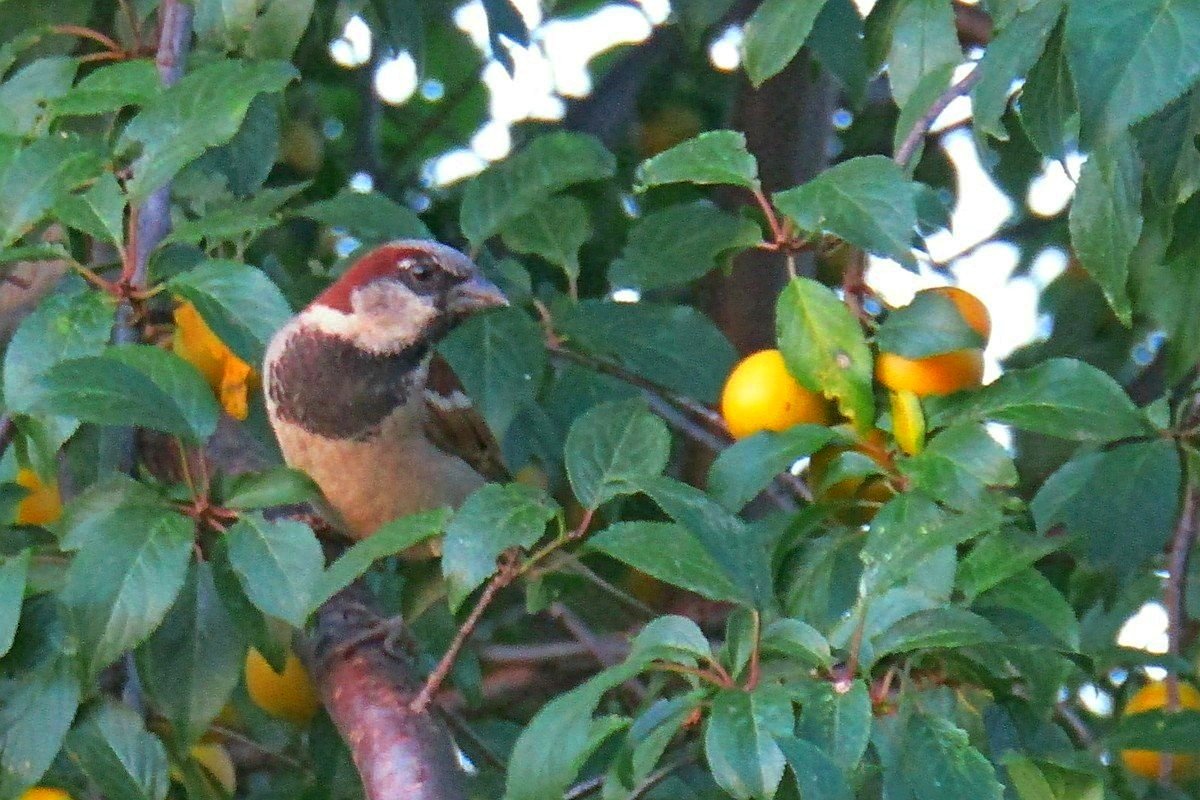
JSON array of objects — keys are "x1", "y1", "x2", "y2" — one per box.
[{"x1": 301, "y1": 286, "x2": 437, "y2": 354}]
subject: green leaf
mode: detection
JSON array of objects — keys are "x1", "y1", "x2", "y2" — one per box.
[
  {"x1": 644, "y1": 476, "x2": 773, "y2": 609},
  {"x1": 704, "y1": 686, "x2": 794, "y2": 800},
  {"x1": 0, "y1": 659, "x2": 80, "y2": 797},
  {"x1": 1030, "y1": 439, "x2": 1180, "y2": 577},
  {"x1": 634, "y1": 130, "x2": 758, "y2": 190},
  {"x1": 437, "y1": 307, "x2": 546, "y2": 440},
  {"x1": 4, "y1": 286, "x2": 114, "y2": 417},
  {"x1": 224, "y1": 513, "x2": 323, "y2": 627},
  {"x1": 443, "y1": 483, "x2": 556, "y2": 612},
  {"x1": 37, "y1": 345, "x2": 220, "y2": 442},
  {"x1": 971, "y1": 0, "x2": 1065, "y2": 139},
  {"x1": 588, "y1": 521, "x2": 748, "y2": 604},
  {"x1": 0, "y1": 135, "x2": 103, "y2": 247},
  {"x1": 975, "y1": 567, "x2": 1079, "y2": 648},
  {"x1": 708, "y1": 425, "x2": 838, "y2": 511},
  {"x1": 876, "y1": 291, "x2": 986, "y2": 357},
  {"x1": 777, "y1": 737, "x2": 853, "y2": 800},
  {"x1": 1066, "y1": 0, "x2": 1200, "y2": 148},
  {"x1": 108, "y1": 344, "x2": 220, "y2": 435},
  {"x1": 887, "y1": 0, "x2": 961, "y2": 107},
  {"x1": 57, "y1": 475, "x2": 170, "y2": 552},
  {"x1": 901, "y1": 712, "x2": 1004, "y2": 800},
  {"x1": 742, "y1": 0, "x2": 831, "y2": 87},
  {"x1": 248, "y1": 0, "x2": 317, "y2": 59},
  {"x1": 136, "y1": 561, "x2": 244, "y2": 746},
  {"x1": 500, "y1": 196, "x2": 591, "y2": 285},
  {"x1": 809, "y1": 0, "x2": 870, "y2": 107},
  {"x1": 1108, "y1": 709, "x2": 1200, "y2": 752},
  {"x1": 54, "y1": 59, "x2": 161, "y2": 116},
  {"x1": 556, "y1": 301, "x2": 737, "y2": 403},
  {"x1": 221, "y1": 466, "x2": 320, "y2": 510},
  {"x1": 168, "y1": 259, "x2": 294, "y2": 364},
  {"x1": 774, "y1": 156, "x2": 918, "y2": 265},
  {"x1": 1018, "y1": 18, "x2": 1078, "y2": 160},
  {"x1": 60, "y1": 507, "x2": 193, "y2": 677},
  {"x1": 870, "y1": 606, "x2": 1005, "y2": 663},
  {"x1": 314, "y1": 509, "x2": 450, "y2": 606},
  {"x1": 928, "y1": 358, "x2": 1151, "y2": 440},
  {"x1": 1068, "y1": 137, "x2": 1142, "y2": 324},
  {"x1": 861, "y1": 493, "x2": 1003, "y2": 596},
  {"x1": 296, "y1": 189, "x2": 430, "y2": 245},
  {"x1": 1005, "y1": 757, "x2": 1104, "y2": 800},
  {"x1": 761, "y1": 618, "x2": 832, "y2": 668},
  {"x1": 565, "y1": 399, "x2": 670, "y2": 510},
  {"x1": 57, "y1": 172, "x2": 125, "y2": 246},
  {"x1": 899, "y1": 423, "x2": 1017, "y2": 511},
  {"x1": 120, "y1": 59, "x2": 297, "y2": 203},
  {"x1": 1135, "y1": 88, "x2": 1200, "y2": 205},
  {"x1": 162, "y1": 184, "x2": 305, "y2": 248},
  {"x1": 956, "y1": 530, "x2": 1064, "y2": 600},
  {"x1": 629, "y1": 614, "x2": 713, "y2": 663},
  {"x1": 65, "y1": 701, "x2": 170, "y2": 800},
  {"x1": 776, "y1": 277, "x2": 875, "y2": 431},
  {"x1": 461, "y1": 132, "x2": 615, "y2": 245},
  {"x1": 609, "y1": 201, "x2": 764, "y2": 290},
  {"x1": 0, "y1": 56, "x2": 76, "y2": 136},
  {"x1": 795, "y1": 681, "x2": 871, "y2": 770},
  {"x1": 503, "y1": 660, "x2": 643, "y2": 800},
  {"x1": 0, "y1": 550, "x2": 28, "y2": 658}
]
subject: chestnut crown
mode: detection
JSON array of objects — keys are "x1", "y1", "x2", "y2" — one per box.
[{"x1": 314, "y1": 240, "x2": 506, "y2": 318}]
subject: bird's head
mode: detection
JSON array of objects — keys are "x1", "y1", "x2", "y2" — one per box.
[{"x1": 302, "y1": 240, "x2": 507, "y2": 354}]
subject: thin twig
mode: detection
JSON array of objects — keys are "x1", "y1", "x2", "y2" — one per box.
[
  {"x1": 893, "y1": 67, "x2": 982, "y2": 169},
  {"x1": 550, "y1": 601, "x2": 648, "y2": 703},
  {"x1": 548, "y1": 344, "x2": 728, "y2": 434},
  {"x1": 0, "y1": 416, "x2": 15, "y2": 461},
  {"x1": 411, "y1": 509, "x2": 598, "y2": 713},
  {"x1": 564, "y1": 750, "x2": 699, "y2": 800},
  {"x1": 1163, "y1": 481, "x2": 1198, "y2": 782},
  {"x1": 210, "y1": 725, "x2": 305, "y2": 769},
  {"x1": 51, "y1": 24, "x2": 123, "y2": 54}
]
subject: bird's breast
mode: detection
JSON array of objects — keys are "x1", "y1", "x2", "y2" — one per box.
[{"x1": 265, "y1": 322, "x2": 427, "y2": 441}]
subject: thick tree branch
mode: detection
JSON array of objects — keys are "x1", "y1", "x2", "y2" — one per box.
[{"x1": 303, "y1": 585, "x2": 468, "y2": 800}]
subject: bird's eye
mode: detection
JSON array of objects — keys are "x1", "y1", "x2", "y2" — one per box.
[{"x1": 409, "y1": 261, "x2": 435, "y2": 282}]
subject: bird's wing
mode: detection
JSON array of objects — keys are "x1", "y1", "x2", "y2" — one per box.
[{"x1": 422, "y1": 355, "x2": 510, "y2": 483}]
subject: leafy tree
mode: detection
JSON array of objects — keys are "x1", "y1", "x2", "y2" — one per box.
[{"x1": 2, "y1": 1, "x2": 1200, "y2": 799}]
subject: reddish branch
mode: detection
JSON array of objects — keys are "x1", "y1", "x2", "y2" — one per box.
[
  {"x1": 1165, "y1": 486, "x2": 1198, "y2": 700},
  {"x1": 303, "y1": 586, "x2": 467, "y2": 800},
  {"x1": 893, "y1": 67, "x2": 983, "y2": 170}
]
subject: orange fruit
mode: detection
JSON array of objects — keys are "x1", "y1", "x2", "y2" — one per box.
[
  {"x1": 191, "y1": 743, "x2": 236, "y2": 793},
  {"x1": 20, "y1": 790, "x2": 72, "y2": 800},
  {"x1": 15, "y1": 468, "x2": 62, "y2": 526},
  {"x1": 1120, "y1": 681, "x2": 1200, "y2": 780},
  {"x1": 924, "y1": 286, "x2": 990, "y2": 343},
  {"x1": 720, "y1": 350, "x2": 832, "y2": 439},
  {"x1": 244, "y1": 648, "x2": 320, "y2": 725},
  {"x1": 173, "y1": 300, "x2": 255, "y2": 421},
  {"x1": 889, "y1": 390, "x2": 925, "y2": 456},
  {"x1": 876, "y1": 349, "x2": 984, "y2": 398},
  {"x1": 808, "y1": 428, "x2": 894, "y2": 524}
]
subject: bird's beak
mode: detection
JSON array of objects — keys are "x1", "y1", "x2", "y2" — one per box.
[{"x1": 448, "y1": 274, "x2": 509, "y2": 314}]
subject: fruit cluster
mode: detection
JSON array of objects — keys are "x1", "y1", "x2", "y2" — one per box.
[{"x1": 719, "y1": 286, "x2": 990, "y2": 522}]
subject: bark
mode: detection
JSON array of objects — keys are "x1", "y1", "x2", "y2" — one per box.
[
  {"x1": 706, "y1": 50, "x2": 836, "y2": 354},
  {"x1": 302, "y1": 585, "x2": 468, "y2": 800}
]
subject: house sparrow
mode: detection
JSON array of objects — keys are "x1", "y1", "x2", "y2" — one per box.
[{"x1": 264, "y1": 240, "x2": 508, "y2": 539}]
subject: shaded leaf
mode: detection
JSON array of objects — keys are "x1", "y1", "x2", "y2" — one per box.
[
  {"x1": 776, "y1": 277, "x2": 875, "y2": 431},
  {"x1": 634, "y1": 130, "x2": 758, "y2": 190},
  {"x1": 589, "y1": 521, "x2": 748, "y2": 604},
  {"x1": 443, "y1": 483, "x2": 556, "y2": 612},
  {"x1": 609, "y1": 201, "x2": 763, "y2": 290},
  {"x1": 565, "y1": 399, "x2": 670, "y2": 510},
  {"x1": 224, "y1": 513, "x2": 323, "y2": 627}
]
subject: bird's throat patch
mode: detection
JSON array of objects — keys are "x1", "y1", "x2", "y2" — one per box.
[{"x1": 268, "y1": 327, "x2": 427, "y2": 439}]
